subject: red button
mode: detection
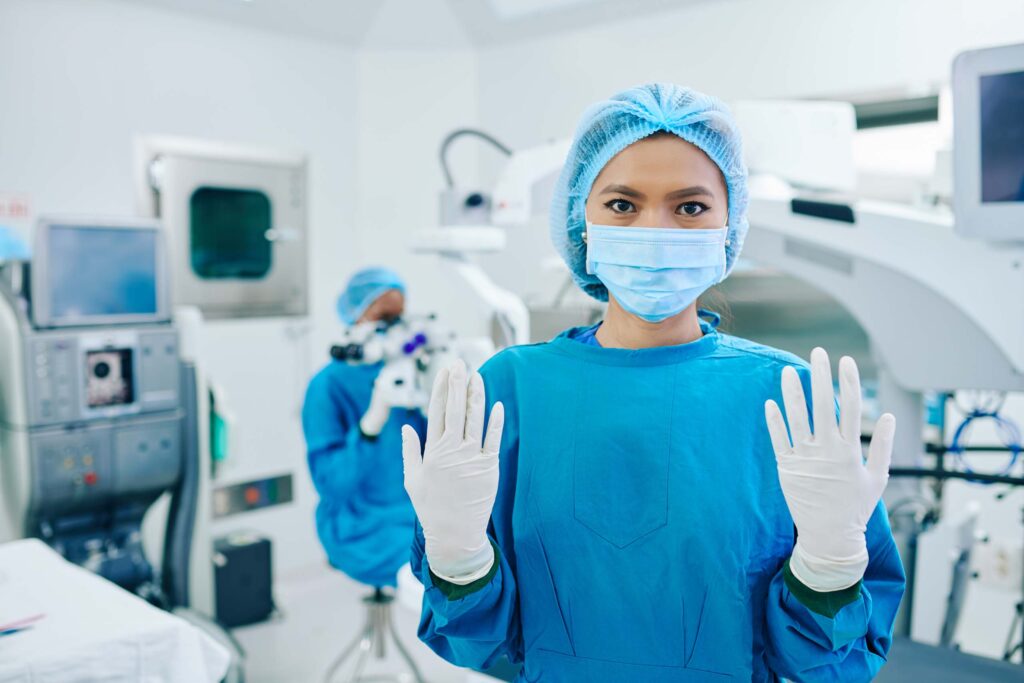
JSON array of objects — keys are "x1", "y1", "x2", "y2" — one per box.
[
  {"x1": 83, "y1": 472, "x2": 98, "y2": 486},
  {"x1": 244, "y1": 486, "x2": 261, "y2": 506}
]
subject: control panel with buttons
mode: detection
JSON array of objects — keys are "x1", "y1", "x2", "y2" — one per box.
[
  {"x1": 29, "y1": 413, "x2": 182, "y2": 516},
  {"x1": 25, "y1": 329, "x2": 180, "y2": 427}
]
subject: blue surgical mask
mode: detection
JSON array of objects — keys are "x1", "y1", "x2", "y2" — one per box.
[{"x1": 585, "y1": 223, "x2": 729, "y2": 323}]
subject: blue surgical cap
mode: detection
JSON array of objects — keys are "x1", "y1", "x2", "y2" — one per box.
[
  {"x1": 550, "y1": 83, "x2": 749, "y2": 301},
  {"x1": 336, "y1": 267, "x2": 406, "y2": 325}
]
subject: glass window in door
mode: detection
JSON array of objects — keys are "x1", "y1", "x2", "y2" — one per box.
[{"x1": 190, "y1": 187, "x2": 272, "y2": 279}]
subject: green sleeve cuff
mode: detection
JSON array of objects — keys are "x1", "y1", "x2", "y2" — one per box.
[
  {"x1": 783, "y1": 559, "x2": 862, "y2": 618},
  {"x1": 429, "y1": 542, "x2": 501, "y2": 601}
]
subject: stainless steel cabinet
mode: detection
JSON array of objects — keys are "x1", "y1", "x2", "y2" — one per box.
[{"x1": 137, "y1": 138, "x2": 308, "y2": 318}]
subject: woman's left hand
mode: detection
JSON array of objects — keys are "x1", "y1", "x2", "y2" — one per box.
[{"x1": 765, "y1": 348, "x2": 896, "y2": 592}]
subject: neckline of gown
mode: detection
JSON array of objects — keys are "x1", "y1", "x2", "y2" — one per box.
[{"x1": 548, "y1": 320, "x2": 720, "y2": 367}]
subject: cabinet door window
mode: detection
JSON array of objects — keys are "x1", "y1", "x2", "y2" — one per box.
[{"x1": 190, "y1": 187, "x2": 272, "y2": 279}]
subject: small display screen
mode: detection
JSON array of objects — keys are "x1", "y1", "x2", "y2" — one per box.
[
  {"x1": 48, "y1": 226, "x2": 158, "y2": 321},
  {"x1": 85, "y1": 348, "x2": 134, "y2": 407},
  {"x1": 980, "y1": 69, "x2": 1024, "y2": 203}
]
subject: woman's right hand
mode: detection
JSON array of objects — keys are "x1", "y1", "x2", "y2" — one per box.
[{"x1": 402, "y1": 359, "x2": 504, "y2": 584}]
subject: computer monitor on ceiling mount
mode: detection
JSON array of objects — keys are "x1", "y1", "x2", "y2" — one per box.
[
  {"x1": 953, "y1": 42, "x2": 1024, "y2": 242},
  {"x1": 31, "y1": 216, "x2": 170, "y2": 329}
]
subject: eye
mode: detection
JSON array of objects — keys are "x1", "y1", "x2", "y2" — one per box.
[
  {"x1": 604, "y1": 198, "x2": 636, "y2": 214},
  {"x1": 677, "y1": 201, "x2": 709, "y2": 217}
]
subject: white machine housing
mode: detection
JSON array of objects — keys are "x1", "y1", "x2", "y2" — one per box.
[{"x1": 743, "y1": 188, "x2": 1024, "y2": 394}]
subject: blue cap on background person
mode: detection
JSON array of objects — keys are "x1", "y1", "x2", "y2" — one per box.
[{"x1": 336, "y1": 267, "x2": 406, "y2": 325}]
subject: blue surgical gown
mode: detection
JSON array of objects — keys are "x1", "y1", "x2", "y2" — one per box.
[
  {"x1": 303, "y1": 360, "x2": 425, "y2": 587},
  {"x1": 411, "y1": 322, "x2": 905, "y2": 682}
]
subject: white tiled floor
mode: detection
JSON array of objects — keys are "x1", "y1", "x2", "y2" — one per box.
[{"x1": 232, "y1": 563, "x2": 469, "y2": 683}]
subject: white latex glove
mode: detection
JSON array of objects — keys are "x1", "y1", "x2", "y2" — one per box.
[
  {"x1": 360, "y1": 358, "x2": 419, "y2": 437},
  {"x1": 401, "y1": 359, "x2": 504, "y2": 584},
  {"x1": 764, "y1": 348, "x2": 896, "y2": 592}
]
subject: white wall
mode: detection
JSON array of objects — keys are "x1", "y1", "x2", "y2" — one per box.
[
  {"x1": 0, "y1": 0, "x2": 360, "y2": 574},
  {"x1": 353, "y1": 47, "x2": 486, "y2": 338},
  {"x1": 476, "y1": 0, "x2": 1024, "y2": 148}
]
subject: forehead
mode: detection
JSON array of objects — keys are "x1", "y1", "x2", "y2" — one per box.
[
  {"x1": 373, "y1": 289, "x2": 404, "y2": 305},
  {"x1": 593, "y1": 134, "x2": 724, "y2": 191}
]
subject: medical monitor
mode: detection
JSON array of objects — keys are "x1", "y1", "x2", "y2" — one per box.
[
  {"x1": 31, "y1": 217, "x2": 170, "y2": 328},
  {"x1": 953, "y1": 42, "x2": 1024, "y2": 241}
]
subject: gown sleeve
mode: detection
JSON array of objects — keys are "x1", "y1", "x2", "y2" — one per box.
[
  {"x1": 410, "y1": 354, "x2": 524, "y2": 670},
  {"x1": 764, "y1": 361, "x2": 905, "y2": 681},
  {"x1": 765, "y1": 360, "x2": 909, "y2": 679},
  {"x1": 765, "y1": 501, "x2": 905, "y2": 682},
  {"x1": 302, "y1": 368, "x2": 378, "y2": 501}
]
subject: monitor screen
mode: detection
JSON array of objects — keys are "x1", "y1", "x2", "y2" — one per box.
[
  {"x1": 980, "y1": 68, "x2": 1024, "y2": 203},
  {"x1": 47, "y1": 225, "x2": 158, "y2": 321}
]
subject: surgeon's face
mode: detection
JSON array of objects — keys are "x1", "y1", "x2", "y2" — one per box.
[
  {"x1": 359, "y1": 289, "x2": 405, "y2": 323},
  {"x1": 584, "y1": 133, "x2": 728, "y2": 229}
]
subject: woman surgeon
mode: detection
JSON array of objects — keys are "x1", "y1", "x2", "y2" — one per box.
[{"x1": 401, "y1": 84, "x2": 905, "y2": 682}]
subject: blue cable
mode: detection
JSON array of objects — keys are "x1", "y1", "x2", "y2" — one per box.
[{"x1": 947, "y1": 409, "x2": 1022, "y2": 480}]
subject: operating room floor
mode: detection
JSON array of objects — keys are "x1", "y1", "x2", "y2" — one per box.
[{"x1": 232, "y1": 562, "x2": 467, "y2": 683}]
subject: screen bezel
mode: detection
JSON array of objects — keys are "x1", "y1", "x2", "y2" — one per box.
[
  {"x1": 952, "y1": 42, "x2": 1024, "y2": 242},
  {"x1": 31, "y1": 216, "x2": 170, "y2": 329}
]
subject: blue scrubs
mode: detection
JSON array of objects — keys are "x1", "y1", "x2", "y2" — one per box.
[
  {"x1": 303, "y1": 361, "x2": 425, "y2": 587},
  {"x1": 412, "y1": 322, "x2": 905, "y2": 682}
]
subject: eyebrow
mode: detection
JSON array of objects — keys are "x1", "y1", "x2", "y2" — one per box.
[
  {"x1": 599, "y1": 184, "x2": 645, "y2": 199},
  {"x1": 599, "y1": 184, "x2": 716, "y2": 201},
  {"x1": 665, "y1": 185, "x2": 715, "y2": 200}
]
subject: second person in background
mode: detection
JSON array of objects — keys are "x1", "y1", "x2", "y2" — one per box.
[{"x1": 303, "y1": 267, "x2": 425, "y2": 589}]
